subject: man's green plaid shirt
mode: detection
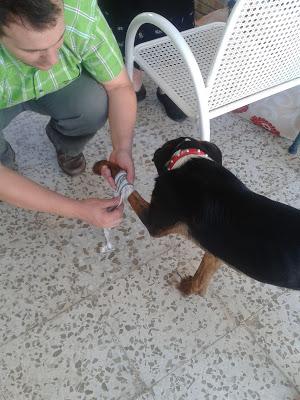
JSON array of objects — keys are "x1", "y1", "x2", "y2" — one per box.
[{"x1": 0, "y1": 0, "x2": 124, "y2": 110}]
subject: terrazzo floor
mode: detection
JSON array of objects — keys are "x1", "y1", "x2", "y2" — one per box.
[{"x1": 0, "y1": 80, "x2": 299, "y2": 400}]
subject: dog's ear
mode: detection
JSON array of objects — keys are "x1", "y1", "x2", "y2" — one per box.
[{"x1": 199, "y1": 141, "x2": 222, "y2": 165}]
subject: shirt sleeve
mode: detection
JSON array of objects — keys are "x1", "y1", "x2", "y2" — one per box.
[{"x1": 82, "y1": 6, "x2": 124, "y2": 83}]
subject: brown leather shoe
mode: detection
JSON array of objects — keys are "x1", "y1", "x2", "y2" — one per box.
[{"x1": 57, "y1": 152, "x2": 86, "y2": 176}]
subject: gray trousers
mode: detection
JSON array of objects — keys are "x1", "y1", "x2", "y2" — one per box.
[{"x1": 0, "y1": 72, "x2": 108, "y2": 168}]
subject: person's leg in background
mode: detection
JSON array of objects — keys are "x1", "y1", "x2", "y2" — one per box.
[
  {"x1": 0, "y1": 104, "x2": 23, "y2": 169},
  {"x1": 26, "y1": 71, "x2": 108, "y2": 176},
  {"x1": 111, "y1": 17, "x2": 192, "y2": 121},
  {"x1": 98, "y1": 1, "x2": 146, "y2": 100},
  {"x1": 289, "y1": 132, "x2": 300, "y2": 155},
  {"x1": 98, "y1": 0, "x2": 193, "y2": 121},
  {"x1": 153, "y1": 8, "x2": 195, "y2": 122},
  {"x1": 99, "y1": 11, "x2": 147, "y2": 102}
]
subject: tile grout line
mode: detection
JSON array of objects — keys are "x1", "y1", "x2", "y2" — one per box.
[
  {"x1": 102, "y1": 238, "x2": 294, "y2": 396},
  {"x1": 102, "y1": 266, "x2": 242, "y2": 397},
  {"x1": 244, "y1": 321, "x2": 300, "y2": 396},
  {"x1": 0, "y1": 241, "x2": 174, "y2": 352},
  {"x1": 109, "y1": 242, "x2": 298, "y2": 396},
  {"x1": 0, "y1": 277, "x2": 112, "y2": 351},
  {"x1": 0, "y1": 244, "x2": 177, "y2": 397},
  {"x1": 146, "y1": 320, "x2": 243, "y2": 392},
  {"x1": 240, "y1": 290, "x2": 300, "y2": 394},
  {"x1": 0, "y1": 387, "x2": 6, "y2": 400},
  {"x1": 216, "y1": 288, "x2": 289, "y2": 328},
  {"x1": 106, "y1": 317, "x2": 150, "y2": 400},
  {"x1": 131, "y1": 387, "x2": 156, "y2": 400},
  {"x1": 125, "y1": 287, "x2": 294, "y2": 397}
]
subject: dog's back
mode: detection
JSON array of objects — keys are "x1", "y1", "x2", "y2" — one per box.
[{"x1": 154, "y1": 158, "x2": 300, "y2": 289}]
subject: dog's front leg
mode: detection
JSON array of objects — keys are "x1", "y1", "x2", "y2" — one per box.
[
  {"x1": 93, "y1": 160, "x2": 185, "y2": 238},
  {"x1": 178, "y1": 252, "x2": 222, "y2": 296},
  {"x1": 126, "y1": 190, "x2": 152, "y2": 229},
  {"x1": 127, "y1": 191, "x2": 187, "y2": 238}
]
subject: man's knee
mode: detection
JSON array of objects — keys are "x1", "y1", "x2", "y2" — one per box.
[
  {"x1": 61, "y1": 86, "x2": 108, "y2": 136},
  {"x1": 78, "y1": 86, "x2": 108, "y2": 134},
  {"x1": 38, "y1": 75, "x2": 109, "y2": 137}
]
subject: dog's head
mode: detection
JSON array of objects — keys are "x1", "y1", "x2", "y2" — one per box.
[{"x1": 152, "y1": 137, "x2": 222, "y2": 175}]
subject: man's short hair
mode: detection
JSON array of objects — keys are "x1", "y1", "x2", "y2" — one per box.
[{"x1": 0, "y1": 0, "x2": 62, "y2": 36}]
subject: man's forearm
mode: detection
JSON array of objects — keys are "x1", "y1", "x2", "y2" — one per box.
[
  {"x1": 0, "y1": 164, "x2": 80, "y2": 218},
  {"x1": 105, "y1": 71, "x2": 137, "y2": 151},
  {"x1": 0, "y1": 165, "x2": 125, "y2": 228}
]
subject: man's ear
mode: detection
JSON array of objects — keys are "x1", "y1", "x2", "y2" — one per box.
[{"x1": 199, "y1": 141, "x2": 222, "y2": 165}]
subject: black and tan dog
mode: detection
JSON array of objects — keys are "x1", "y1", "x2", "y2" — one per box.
[{"x1": 94, "y1": 137, "x2": 300, "y2": 295}]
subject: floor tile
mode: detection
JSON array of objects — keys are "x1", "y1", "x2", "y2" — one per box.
[
  {"x1": 219, "y1": 120, "x2": 299, "y2": 195},
  {"x1": 0, "y1": 297, "x2": 144, "y2": 400},
  {"x1": 0, "y1": 207, "x2": 171, "y2": 347},
  {"x1": 134, "y1": 391, "x2": 155, "y2": 400},
  {"x1": 152, "y1": 325, "x2": 299, "y2": 400},
  {"x1": 104, "y1": 248, "x2": 236, "y2": 386},
  {"x1": 267, "y1": 178, "x2": 300, "y2": 209},
  {"x1": 4, "y1": 112, "x2": 52, "y2": 170},
  {"x1": 0, "y1": 387, "x2": 6, "y2": 400},
  {"x1": 246, "y1": 291, "x2": 300, "y2": 391},
  {"x1": 223, "y1": 152, "x2": 299, "y2": 196},
  {"x1": 0, "y1": 242, "x2": 108, "y2": 347}
]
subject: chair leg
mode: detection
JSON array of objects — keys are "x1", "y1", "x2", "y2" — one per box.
[{"x1": 196, "y1": 115, "x2": 210, "y2": 142}]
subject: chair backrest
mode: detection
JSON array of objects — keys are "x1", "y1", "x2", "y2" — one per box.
[{"x1": 207, "y1": 0, "x2": 300, "y2": 110}]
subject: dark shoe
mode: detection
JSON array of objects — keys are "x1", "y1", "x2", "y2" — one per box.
[
  {"x1": 46, "y1": 126, "x2": 86, "y2": 176},
  {"x1": 156, "y1": 88, "x2": 187, "y2": 122},
  {"x1": 288, "y1": 132, "x2": 300, "y2": 155},
  {"x1": 136, "y1": 84, "x2": 146, "y2": 102},
  {"x1": 57, "y1": 152, "x2": 86, "y2": 176}
]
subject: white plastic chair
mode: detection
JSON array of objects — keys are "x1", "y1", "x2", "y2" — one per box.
[{"x1": 125, "y1": 0, "x2": 300, "y2": 141}]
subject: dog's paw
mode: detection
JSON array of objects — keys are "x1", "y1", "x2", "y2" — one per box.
[
  {"x1": 93, "y1": 160, "x2": 109, "y2": 175},
  {"x1": 178, "y1": 276, "x2": 206, "y2": 297},
  {"x1": 178, "y1": 276, "x2": 195, "y2": 296},
  {"x1": 93, "y1": 160, "x2": 123, "y2": 180}
]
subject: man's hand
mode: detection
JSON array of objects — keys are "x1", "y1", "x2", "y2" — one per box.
[
  {"x1": 0, "y1": 164, "x2": 124, "y2": 228},
  {"x1": 102, "y1": 148, "x2": 134, "y2": 189},
  {"x1": 78, "y1": 197, "x2": 124, "y2": 228}
]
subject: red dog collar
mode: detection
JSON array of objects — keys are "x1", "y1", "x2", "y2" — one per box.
[{"x1": 166, "y1": 148, "x2": 213, "y2": 171}]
